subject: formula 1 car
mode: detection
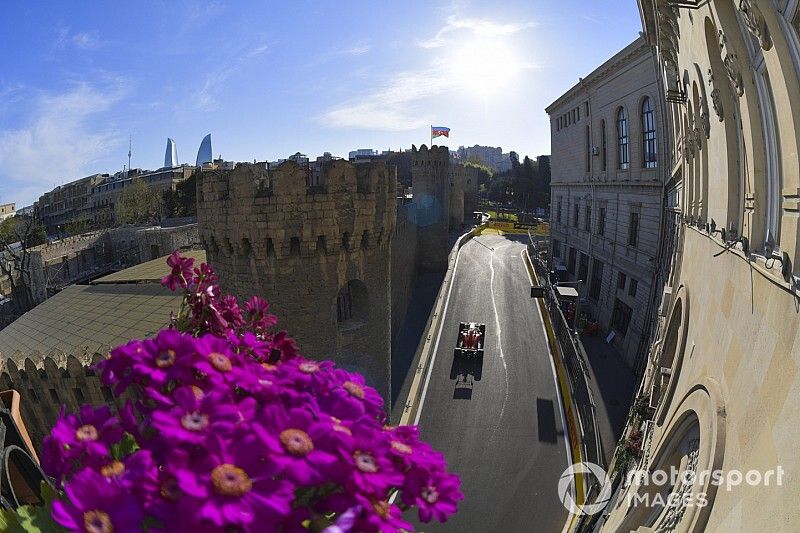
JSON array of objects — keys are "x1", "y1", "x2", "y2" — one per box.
[{"x1": 455, "y1": 322, "x2": 486, "y2": 357}]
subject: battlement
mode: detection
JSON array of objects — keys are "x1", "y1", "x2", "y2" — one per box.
[
  {"x1": 411, "y1": 144, "x2": 450, "y2": 166},
  {"x1": 198, "y1": 161, "x2": 396, "y2": 263},
  {"x1": 0, "y1": 347, "x2": 116, "y2": 451}
]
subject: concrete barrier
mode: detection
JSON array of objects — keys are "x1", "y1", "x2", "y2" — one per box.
[{"x1": 397, "y1": 226, "x2": 481, "y2": 426}]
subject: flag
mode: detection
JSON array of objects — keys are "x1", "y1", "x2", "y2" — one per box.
[{"x1": 431, "y1": 126, "x2": 450, "y2": 139}]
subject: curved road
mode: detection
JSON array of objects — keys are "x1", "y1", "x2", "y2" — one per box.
[{"x1": 413, "y1": 234, "x2": 570, "y2": 532}]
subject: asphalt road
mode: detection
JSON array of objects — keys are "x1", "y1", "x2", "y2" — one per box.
[{"x1": 413, "y1": 234, "x2": 570, "y2": 533}]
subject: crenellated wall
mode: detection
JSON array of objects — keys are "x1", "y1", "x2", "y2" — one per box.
[
  {"x1": 0, "y1": 349, "x2": 116, "y2": 450},
  {"x1": 197, "y1": 162, "x2": 396, "y2": 401}
]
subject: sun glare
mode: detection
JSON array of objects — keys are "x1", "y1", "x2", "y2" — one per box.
[{"x1": 448, "y1": 39, "x2": 520, "y2": 97}]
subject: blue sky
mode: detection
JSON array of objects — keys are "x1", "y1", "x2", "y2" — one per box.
[{"x1": 0, "y1": 1, "x2": 642, "y2": 208}]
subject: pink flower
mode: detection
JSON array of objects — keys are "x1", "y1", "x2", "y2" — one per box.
[
  {"x1": 257, "y1": 406, "x2": 339, "y2": 485},
  {"x1": 161, "y1": 250, "x2": 194, "y2": 291}
]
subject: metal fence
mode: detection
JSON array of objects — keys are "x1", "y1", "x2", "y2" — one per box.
[{"x1": 528, "y1": 246, "x2": 606, "y2": 503}]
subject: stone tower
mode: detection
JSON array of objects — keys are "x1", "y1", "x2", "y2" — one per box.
[
  {"x1": 197, "y1": 161, "x2": 396, "y2": 401},
  {"x1": 412, "y1": 144, "x2": 450, "y2": 272}
]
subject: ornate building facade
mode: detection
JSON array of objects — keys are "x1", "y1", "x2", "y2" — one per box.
[
  {"x1": 597, "y1": 1, "x2": 800, "y2": 531},
  {"x1": 547, "y1": 37, "x2": 670, "y2": 372}
]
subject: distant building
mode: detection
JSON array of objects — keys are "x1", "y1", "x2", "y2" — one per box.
[
  {"x1": 0, "y1": 203, "x2": 15, "y2": 221},
  {"x1": 196, "y1": 134, "x2": 212, "y2": 166},
  {"x1": 454, "y1": 145, "x2": 512, "y2": 172},
  {"x1": 349, "y1": 149, "x2": 382, "y2": 162},
  {"x1": 15, "y1": 205, "x2": 34, "y2": 218},
  {"x1": 35, "y1": 175, "x2": 107, "y2": 234},
  {"x1": 164, "y1": 138, "x2": 179, "y2": 168},
  {"x1": 91, "y1": 166, "x2": 195, "y2": 227},
  {"x1": 545, "y1": 36, "x2": 669, "y2": 372}
]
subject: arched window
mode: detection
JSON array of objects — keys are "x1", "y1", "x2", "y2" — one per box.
[
  {"x1": 617, "y1": 108, "x2": 629, "y2": 170},
  {"x1": 641, "y1": 97, "x2": 657, "y2": 168}
]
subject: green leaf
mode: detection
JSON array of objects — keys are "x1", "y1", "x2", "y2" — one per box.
[
  {"x1": 0, "y1": 483, "x2": 62, "y2": 532},
  {"x1": 111, "y1": 432, "x2": 140, "y2": 460}
]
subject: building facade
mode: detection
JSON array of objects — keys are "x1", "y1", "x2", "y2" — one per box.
[
  {"x1": 596, "y1": 1, "x2": 800, "y2": 531},
  {"x1": 0, "y1": 203, "x2": 15, "y2": 221},
  {"x1": 546, "y1": 37, "x2": 669, "y2": 371}
]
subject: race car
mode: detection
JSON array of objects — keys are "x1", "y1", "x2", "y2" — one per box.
[{"x1": 455, "y1": 322, "x2": 486, "y2": 357}]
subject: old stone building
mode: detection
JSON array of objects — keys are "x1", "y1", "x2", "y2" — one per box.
[
  {"x1": 196, "y1": 147, "x2": 476, "y2": 403},
  {"x1": 197, "y1": 161, "x2": 397, "y2": 400},
  {"x1": 546, "y1": 37, "x2": 670, "y2": 372},
  {"x1": 595, "y1": 1, "x2": 800, "y2": 531}
]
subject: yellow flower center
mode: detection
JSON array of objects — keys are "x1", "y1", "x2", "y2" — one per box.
[
  {"x1": 211, "y1": 464, "x2": 252, "y2": 497},
  {"x1": 83, "y1": 510, "x2": 113, "y2": 533},
  {"x1": 422, "y1": 485, "x2": 439, "y2": 504},
  {"x1": 391, "y1": 440, "x2": 412, "y2": 454},
  {"x1": 100, "y1": 461, "x2": 125, "y2": 478},
  {"x1": 279, "y1": 428, "x2": 314, "y2": 456},
  {"x1": 156, "y1": 349, "x2": 176, "y2": 368},
  {"x1": 343, "y1": 381, "x2": 365, "y2": 399},
  {"x1": 75, "y1": 424, "x2": 98, "y2": 442},
  {"x1": 208, "y1": 352, "x2": 232, "y2": 372},
  {"x1": 354, "y1": 451, "x2": 379, "y2": 473},
  {"x1": 299, "y1": 362, "x2": 319, "y2": 373}
]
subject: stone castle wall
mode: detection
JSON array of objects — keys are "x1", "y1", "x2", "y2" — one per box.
[
  {"x1": 390, "y1": 200, "x2": 418, "y2": 344},
  {"x1": 197, "y1": 162, "x2": 396, "y2": 400},
  {"x1": 412, "y1": 145, "x2": 451, "y2": 272}
]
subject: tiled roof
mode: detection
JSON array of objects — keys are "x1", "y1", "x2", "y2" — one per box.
[
  {"x1": 91, "y1": 249, "x2": 206, "y2": 284},
  {"x1": 0, "y1": 251, "x2": 207, "y2": 359}
]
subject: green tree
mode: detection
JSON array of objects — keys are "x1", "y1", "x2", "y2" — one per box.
[{"x1": 116, "y1": 179, "x2": 161, "y2": 225}]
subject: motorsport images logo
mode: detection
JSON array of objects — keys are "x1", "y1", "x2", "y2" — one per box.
[{"x1": 558, "y1": 462, "x2": 613, "y2": 516}]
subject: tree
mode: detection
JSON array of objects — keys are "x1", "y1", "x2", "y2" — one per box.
[
  {"x1": 116, "y1": 179, "x2": 161, "y2": 225},
  {"x1": 163, "y1": 171, "x2": 198, "y2": 218},
  {"x1": 0, "y1": 215, "x2": 46, "y2": 314}
]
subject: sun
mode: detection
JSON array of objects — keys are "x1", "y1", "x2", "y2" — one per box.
[{"x1": 448, "y1": 39, "x2": 521, "y2": 98}]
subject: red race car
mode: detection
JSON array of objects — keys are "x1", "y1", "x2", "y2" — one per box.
[{"x1": 455, "y1": 322, "x2": 486, "y2": 357}]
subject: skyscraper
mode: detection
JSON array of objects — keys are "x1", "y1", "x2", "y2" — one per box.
[
  {"x1": 196, "y1": 134, "x2": 212, "y2": 166},
  {"x1": 164, "y1": 138, "x2": 178, "y2": 168}
]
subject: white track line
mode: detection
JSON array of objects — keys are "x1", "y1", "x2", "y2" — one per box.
[
  {"x1": 489, "y1": 242, "x2": 510, "y2": 433},
  {"x1": 413, "y1": 240, "x2": 465, "y2": 426}
]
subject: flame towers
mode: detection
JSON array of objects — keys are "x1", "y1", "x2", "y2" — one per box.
[
  {"x1": 196, "y1": 134, "x2": 212, "y2": 166},
  {"x1": 164, "y1": 138, "x2": 178, "y2": 168}
]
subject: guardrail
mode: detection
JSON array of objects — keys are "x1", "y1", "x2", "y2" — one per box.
[{"x1": 528, "y1": 249, "x2": 606, "y2": 511}]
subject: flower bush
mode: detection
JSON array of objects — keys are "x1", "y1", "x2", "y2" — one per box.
[{"x1": 35, "y1": 251, "x2": 463, "y2": 532}]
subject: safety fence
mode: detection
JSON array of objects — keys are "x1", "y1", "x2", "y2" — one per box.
[{"x1": 528, "y1": 247, "x2": 606, "y2": 509}]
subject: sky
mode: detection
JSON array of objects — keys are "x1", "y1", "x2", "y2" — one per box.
[{"x1": 0, "y1": 1, "x2": 643, "y2": 208}]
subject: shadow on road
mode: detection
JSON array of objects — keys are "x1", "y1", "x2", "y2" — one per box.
[
  {"x1": 450, "y1": 355, "x2": 484, "y2": 400},
  {"x1": 536, "y1": 398, "x2": 558, "y2": 443}
]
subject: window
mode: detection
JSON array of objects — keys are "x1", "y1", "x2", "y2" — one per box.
[
  {"x1": 601, "y1": 120, "x2": 607, "y2": 171},
  {"x1": 628, "y1": 212, "x2": 639, "y2": 247},
  {"x1": 617, "y1": 108, "x2": 629, "y2": 170},
  {"x1": 612, "y1": 298, "x2": 633, "y2": 335},
  {"x1": 578, "y1": 253, "x2": 589, "y2": 282},
  {"x1": 629, "y1": 278, "x2": 638, "y2": 298},
  {"x1": 641, "y1": 97, "x2": 657, "y2": 168},
  {"x1": 553, "y1": 239, "x2": 561, "y2": 258},
  {"x1": 589, "y1": 259, "x2": 604, "y2": 301},
  {"x1": 585, "y1": 102, "x2": 589, "y2": 115},
  {"x1": 618, "y1": 271, "x2": 627, "y2": 290},
  {"x1": 584, "y1": 205, "x2": 591, "y2": 231},
  {"x1": 586, "y1": 126, "x2": 591, "y2": 172},
  {"x1": 573, "y1": 204, "x2": 579, "y2": 227},
  {"x1": 567, "y1": 247, "x2": 577, "y2": 274},
  {"x1": 577, "y1": 106, "x2": 580, "y2": 121},
  {"x1": 598, "y1": 207, "x2": 606, "y2": 236},
  {"x1": 337, "y1": 285, "x2": 353, "y2": 322},
  {"x1": 556, "y1": 199, "x2": 562, "y2": 223}
]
